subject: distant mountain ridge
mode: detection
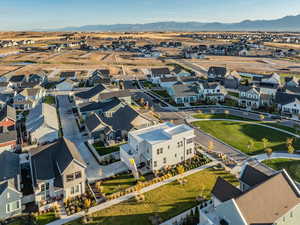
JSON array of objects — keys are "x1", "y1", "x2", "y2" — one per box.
[{"x1": 54, "y1": 14, "x2": 300, "y2": 32}]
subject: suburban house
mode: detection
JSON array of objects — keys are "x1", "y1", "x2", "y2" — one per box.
[
  {"x1": 26, "y1": 103, "x2": 59, "y2": 145},
  {"x1": 74, "y1": 84, "x2": 107, "y2": 104},
  {"x1": 253, "y1": 73, "x2": 281, "y2": 88},
  {"x1": 149, "y1": 68, "x2": 172, "y2": 84},
  {"x1": 203, "y1": 82, "x2": 227, "y2": 103},
  {"x1": 275, "y1": 92, "x2": 300, "y2": 118},
  {"x1": 0, "y1": 151, "x2": 22, "y2": 219},
  {"x1": 79, "y1": 97, "x2": 123, "y2": 119},
  {"x1": 13, "y1": 87, "x2": 45, "y2": 111},
  {"x1": 55, "y1": 79, "x2": 77, "y2": 91},
  {"x1": 28, "y1": 74, "x2": 46, "y2": 84},
  {"x1": 208, "y1": 165, "x2": 300, "y2": 225},
  {"x1": 167, "y1": 82, "x2": 201, "y2": 104},
  {"x1": 159, "y1": 76, "x2": 178, "y2": 88},
  {"x1": 207, "y1": 66, "x2": 228, "y2": 81},
  {"x1": 224, "y1": 71, "x2": 241, "y2": 89},
  {"x1": 88, "y1": 69, "x2": 111, "y2": 86},
  {"x1": 29, "y1": 138, "x2": 87, "y2": 209},
  {"x1": 0, "y1": 93, "x2": 11, "y2": 109},
  {"x1": 8, "y1": 75, "x2": 26, "y2": 88},
  {"x1": 285, "y1": 76, "x2": 300, "y2": 87},
  {"x1": 120, "y1": 122, "x2": 195, "y2": 175},
  {"x1": 0, "y1": 106, "x2": 17, "y2": 152},
  {"x1": 98, "y1": 90, "x2": 132, "y2": 105},
  {"x1": 0, "y1": 82, "x2": 14, "y2": 93},
  {"x1": 238, "y1": 85, "x2": 261, "y2": 109},
  {"x1": 59, "y1": 71, "x2": 77, "y2": 81},
  {"x1": 85, "y1": 104, "x2": 152, "y2": 144}
]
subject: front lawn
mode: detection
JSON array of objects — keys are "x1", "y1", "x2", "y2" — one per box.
[
  {"x1": 192, "y1": 120, "x2": 300, "y2": 155},
  {"x1": 93, "y1": 142, "x2": 122, "y2": 156},
  {"x1": 101, "y1": 173, "x2": 138, "y2": 195},
  {"x1": 36, "y1": 212, "x2": 57, "y2": 225},
  {"x1": 152, "y1": 90, "x2": 170, "y2": 98},
  {"x1": 65, "y1": 168, "x2": 238, "y2": 225},
  {"x1": 43, "y1": 95, "x2": 56, "y2": 105},
  {"x1": 262, "y1": 158, "x2": 300, "y2": 183},
  {"x1": 193, "y1": 113, "x2": 254, "y2": 121}
]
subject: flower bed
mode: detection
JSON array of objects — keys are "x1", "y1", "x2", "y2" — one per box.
[{"x1": 64, "y1": 193, "x2": 96, "y2": 216}]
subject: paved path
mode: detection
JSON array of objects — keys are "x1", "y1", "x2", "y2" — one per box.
[
  {"x1": 249, "y1": 152, "x2": 300, "y2": 162},
  {"x1": 47, "y1": 162, "x2": 216, "y2": 225},
  {"x1": 56, "y1": 95, "x2": 127, "y2": 181}
]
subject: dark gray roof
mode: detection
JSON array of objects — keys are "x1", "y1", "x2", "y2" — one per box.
[
  {"x1": 31, "y1": 138, "x2": 86, "y2": 183},
  {"x1": 60, "y1": 71, "x2": 76, "y2": 78},
  {"x1": 80, "y1": 97, "x2": 122, "y2": 113},
  {"x1": 208, "y1": 66, "x2": 227, "y2": 77},
  {"x1": 0, "y1": 151, "x2": 20, "y2": 182},
  {"x1": 212, "y1": 177, "x2": 242, "y2": 202},
  {"x1": 160, "y1": 77, "x2": 178, "y2": 82},
  {"x1": 275, "y1": 92, "x2": 300, "y2": 105},
  {"x1": 203, "y1": 82, "x2": 219, "y2": 89},
  {"x1": 151, "y1": 67, "x2": 171, "y2": 76},
  {"x1": 9, "y1": 75, "x2": 25, "y2": 83},
  {"x1": 172, "y1": 83, "x2": 199, "y2": 97},
  {"x1": 0, "y1": 131, "x2": 17, "y2": 143},
  {"x1": 238, "y1": 85, "x2": 260, "y2": 93},
  {"x1": 98, "y1": 91, "x2": 131, "y2": 101},
  {"x1": 98, "y1": 105, "x2": 141, "y2": 131},
  {"x1": 85, "y1": 113, "x2": 105, "y2": 133},
  {"x1": 285, "y1": 86, "x2": 300, "y2": 95},
  {"x1": 240, "y1": 165, "x2": 270, "y2": 187},
  {"x1": 75, "y1": 84, "x2": 106, "y2": 99},
  {"x1": 180, "y1": 76, "x2": 199, "y2": 83},
  {"x1": 93, "y1": 69, "x2": 110, "y2": 78},
  {"x1": 0, "y1": 105, "x2": 16, "y2": 122}
]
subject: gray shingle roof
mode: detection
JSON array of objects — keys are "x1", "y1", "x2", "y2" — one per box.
[
  {"x1": 208, "y1": 66, "x2": 227, "y2": 77},
  {"x1": 0, "y1": 105, "x2": 16, "y2": 122},
  {"x1": 79, "y1": 97, "x2": 122, "y2": 113},
  {"x1": 98, "y1": 91, "x2": 131, "y2": 101},
  {"x1": 275, "y1": 92, "x2": 300, "y2": 105},
  {"x1": 75, "y1": 84, "x2": 106, "y2": 99},
  {"x1": 30, "y1": 138, "x2": 86, "y2": 183},
  {"x1": 151, "y1": 68, "x2": 171, "y2": 76},
  {"x1": 9, "y1": 75, "x2": 25, "y2": 83},
  {"x1": 0, "y1": 151, "x2": 20, "y2": 182},
  {"x1": 212, "y1": 177, "x2": 242, "y2": 202},
  {"x1": 240, "y1": 165, "x2": 270, "y2": 187},
  {"x1": 172, "y1": 83, "x2": 199, "y2": 97}
]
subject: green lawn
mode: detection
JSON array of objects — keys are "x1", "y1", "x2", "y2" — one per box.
[
  {"x1": 36, "y1": 212, "x2": 57, "y2": 225},
  {"x1": 192, "y1": 120, "x2": 300, "y2": 155},
  {"x1": 43, "y1": 96, "x2": 56, "y2": 105},
  {"x1": 193, "y1": 113, "x2": 299, "y2": 135},
  {"x1": 101, "y1": 173, "x2": 137, "y2": 195},
  {"x1": 152, "y1": 90, "x2": 170, "y2": 98},
  {"x1": 65, "y1": 168, "x2": 238, "y2": 225},
  {"x1": 227, "y1": 91, "x2": 239, "y2": 98},
  {"x1": 93, "y1": 142, "x2": 122, "y2": 156},
  {"x1": 262, "y1": 158, "x2": 300, "y2": 183}
]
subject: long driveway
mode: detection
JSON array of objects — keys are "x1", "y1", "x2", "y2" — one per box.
[{"x1": 56, "y1": 95, "x2": 127, "y2": 182}]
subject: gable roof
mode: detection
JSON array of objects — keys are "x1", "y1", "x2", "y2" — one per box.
[
  {"x1": 171, "y1": 83, "x2": 199, "y2": 97},
  {"x1": 151, "y1": 67, "x2": 171, "y2": 76},
  {"x1": 30, "y1": 138, "x2": 86, "y2": 183},
  {"x1": 240, "y1": 165, "x2": 270, "y2": 187},
  {"x1": 0, "y1": 105, "x2": 16, "y2": 122},
  {"x1": 98, "y1": 91, "x2": 131, "y2": 101},
  {"x1": 212, "y1": 177, "x2": 242, "y2": 202},
  {"x1": 20, "y1": 88, "x2": 41, "y2": 97},
  {"x1": 0, "y1": 151, "x2": 20, "y2": 182},
  {"x1": 60, "y1": 71, "x2": 76, "y2": 78},
  {"x1": 275, "y1": 92, "x2": 300, "y2": 105},
  {"x1": 9, "y1": 75, "x2": 25, "y2": 83},
  {"x1": 235, "y1": 170, "x2": 300, "y2": 225},
  {"x1": 208, "y1": 66, "x2": 227, "y2": 77},
  {"x1": 75, "y1": 84, "x2": 106, "y2": 100},
  {"x1": 79, "y1": 97, "x2": 122, "y2": 113}
]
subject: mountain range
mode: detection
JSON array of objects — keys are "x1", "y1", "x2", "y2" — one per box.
[{"x1": 54, "y1": 14, "x2": 300, "y2": 32}]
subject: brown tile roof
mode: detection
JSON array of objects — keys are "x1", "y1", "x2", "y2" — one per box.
[
  {"x1": 212, "y1": 177, "x2": 242, "y2": 202},
  {"x1": 235, "y1": 171, "x2": 300, "y2": 225}
]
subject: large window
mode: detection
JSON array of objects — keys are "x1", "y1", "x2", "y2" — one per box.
[
  {"x1": 41, "y1": 183, "x2": 50, "y2": 201},
  {"x1": 66, "y1": 171, "x2": 82, "y2": 182},
  {"x1": 6, "y1": 200, "x2": 21, "y2": 213}
]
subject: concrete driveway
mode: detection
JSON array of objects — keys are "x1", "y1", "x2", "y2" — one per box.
[{"x1": 56, "y1": 95, "x2": 127, "y2": 182}]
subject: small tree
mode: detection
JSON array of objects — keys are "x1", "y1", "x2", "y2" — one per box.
[
  {"x1": 83, "y1": 199, "x2": 91, "y2": 212},
  {"x1": 176, "y1": 165, "x2": 185, "y2": 176},
  {"x1": 259, "y1": 114, "x2": 265, "y2": 121},
  {"x1": 286, "y1": 137, "x2": 294, "y2": 147},
  {"x1": 265, "y1": 148, "x2": 273, "y2": 158},
  {"x1": 288, "y1": 144, "x2": 295, "y2": 154},
  {"x1": 224, "y1": 110, "x2": 230, "y2": 115},
  {"x1": 261, "y1": 138, "x2": 269, "y2": 149},
  {"x1": 207, "y1": 141, "x2": 214, "y2": 152},
  {"x1": 247, "y1": 140, "x2": 254, "y2": 151}
]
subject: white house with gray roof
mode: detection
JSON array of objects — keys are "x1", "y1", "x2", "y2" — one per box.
[
  {"x1": 26, "y1": 103, "x2": 59, "y2": 145},
  {"x1": 120, "y1": 123, "x2": 195, "y2": 175}
]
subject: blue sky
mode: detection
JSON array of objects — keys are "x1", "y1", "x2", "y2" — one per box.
[{"x1": 1, "y1": 0, "x2": 300, "y2": 30}]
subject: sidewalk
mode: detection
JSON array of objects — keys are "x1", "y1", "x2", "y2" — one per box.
[{"x1": 47, "y1": 162, "x2": 217, "y2": 225}]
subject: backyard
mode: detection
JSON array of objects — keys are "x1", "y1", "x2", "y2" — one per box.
[
  {"x1": 93, "y1": 142, "x2": 122, "y2": 156},
  {"x1": 262, "y1": 158, "x2": 300, "y2": 183},
  {"x1": 192, "y1": 120, "x2": 300, "y2": 155},
  {"x1": 65, "y1": 168, "x2": 238, "y2": 225}
]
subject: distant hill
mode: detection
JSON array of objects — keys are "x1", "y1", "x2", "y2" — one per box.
[{"x1": 53, "y1": 14, "x2": 300, "y2": 32}]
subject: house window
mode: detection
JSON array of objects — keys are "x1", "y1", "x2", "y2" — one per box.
[
  {"x1": 71, "y1": 187, "x2": 75, "y2": 195},
  {"x1": 75, "y1": 184, "x2": 80, "y2": 193},
  {"x1": 290, "y1": 211, "x2": 293, "y2": 217},
  {"x1": 186, "y1": 138, "x2": 193, "y2": 144},
  {"x1": 75, "y1": 171, "x2": 82, "y2": 179},
  {"x1": 163, "y1": 158, "x2": 167, "y2": 164},
  {"x1": 66, "y1": 174, "x2": 74, "y2": 182},
  {"x1": 160, "y1": 148, "x2": 163, "y2": 154},
  {"x1": 175, "y1": 154, "x2": 177, "y2": 158},
  {"x1": 6, "y1": 200, "x2": 20, "y2": 213},
  {"x1": 153, "y1": 161, "x2": 157, "y2": 167},
  {"x1": 7, "y1": 192, "x2": 10, "y2": 199}
]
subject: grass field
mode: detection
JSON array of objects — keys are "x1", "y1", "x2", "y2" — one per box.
[
  {"x1": 101, "y1": 173, "x2": 137, "y2": 195},
  {"x1": 262, "y1": 158, "x2": 300, "y2": 183},
  {"x1": 36, "y1": 213, "x2": 57, "y2": 225},
  {"x1": 65, "y1": 168, "x2": 238, "y2": 225},
  {"x1": 192, "y1": 120, "x2": 300, "y2": 155}
]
